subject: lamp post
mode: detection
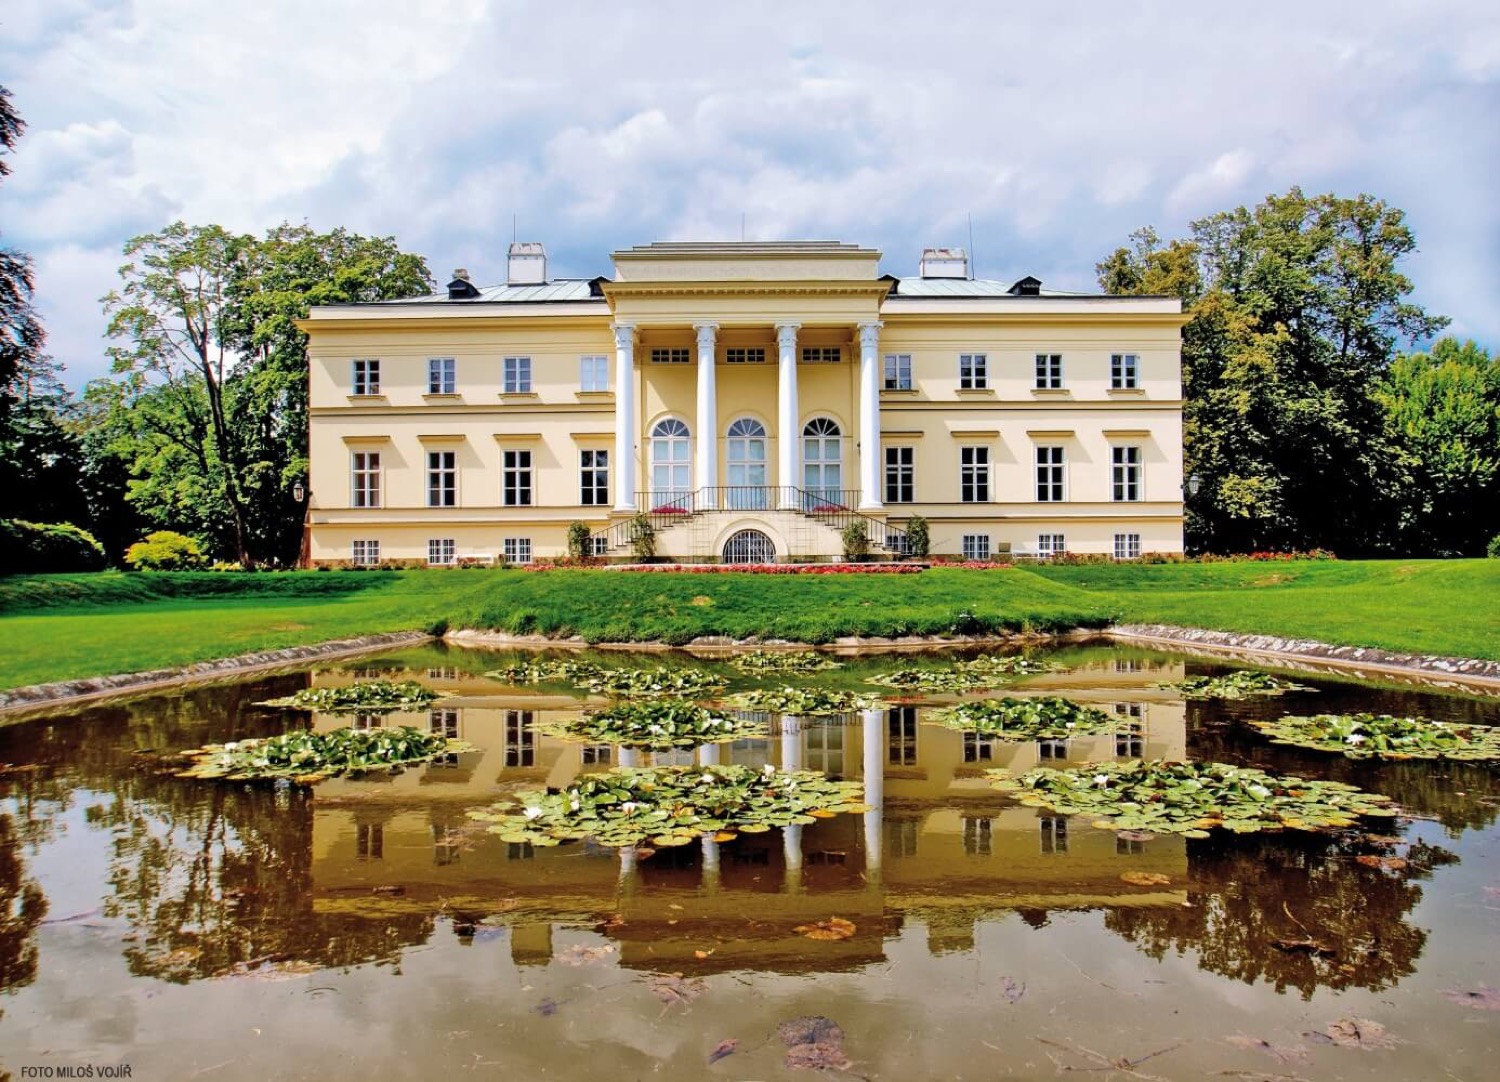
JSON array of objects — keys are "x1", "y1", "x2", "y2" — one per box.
[{"x1": 293, "y1": 481, "x2": 311, "y2": 569}]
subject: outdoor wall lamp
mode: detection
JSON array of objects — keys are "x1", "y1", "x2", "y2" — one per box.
[
  {"x1": 293, "y1": 481, "x2": 306, "y2": 503},
  {"x1": 1186, "y1": 474, "x2": 1202, "y2": 497}
]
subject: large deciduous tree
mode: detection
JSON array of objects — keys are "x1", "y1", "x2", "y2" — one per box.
[{"x1": 1, "y1": 85, "x2": 46, "y2": 438}]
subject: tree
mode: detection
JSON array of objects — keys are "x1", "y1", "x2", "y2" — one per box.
[
  {"x1": 1, "y1": 85, "x2": 46, "y2": 441},
  {"x1": 1098, "y1": 189, "x2": 1447, "y2": 554}
]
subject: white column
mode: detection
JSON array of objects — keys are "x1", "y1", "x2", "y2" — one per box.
[
  {"x1": 694, "y1": 323, "x2": 718, "y2": 510},
  {"x1": 776, "y1": 322, "x2": 800, "y2": 509},
  {"x1": 858, "y1": 322, "x2": 883, "y2": 511},
  {"x1": 612, "y1": 322, "x2": 637, "y2": 512},
  {"x1": 862, "y1": 707, "x2": 884, "y2": 877}
]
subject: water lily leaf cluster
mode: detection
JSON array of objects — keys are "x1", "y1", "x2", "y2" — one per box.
[
  {"x1": 259, "y1": 680, "x2": 444, "y2": 714},
  {"x1": 729, "y1": 650, "x2": 843, "y2": 675},
  {"x1": 177, "y1": 726, "x2": 473, "y2": 783},
  {"x1": 986, "y1": 760, "x2": 1398, "y2": 837},
  {"x1": 1251, "y1": 713, "x2": 1500, "y2": 761},
  {"x1": 1159, "y1": 671, "x2": 1316, "y2": 700},
  {"x1": 485, "y1": 658, "x2": 603, "y2": 685},
  {"x1": 576, "y1": 666, "x2": 729, "y2": 699},
  {"x1": 955, "y1": 655, "x2": 1060, "y2": 677},
  {"x1": 471, "y1": 765, "x2": 868, "y2": 848},
  {"x1": 928, "y1": 696, "x2": 1119, "y2": 740},
  {"x1": 866, "y1": 666, "x2": 996, "y2": 694},
  {"x1": 725, "y1": 687, "x2": 884, "y2": 716},
  {"x1": 535, "y1": 701, "x2": 767, "y2": 749}
]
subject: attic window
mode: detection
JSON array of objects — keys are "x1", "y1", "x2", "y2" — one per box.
[
  {"x1": 1008, "y1": 276, "x2": 1042, "y2": 297},
  {"x1": 447, "y1": 270, "x2": 481, "y2": 300}
]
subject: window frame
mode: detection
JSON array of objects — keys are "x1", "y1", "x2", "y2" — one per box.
[
  {"x1": 352, "y1": 358, "x2": 380, "y2": 396},
  {"x1": 800, "y1": 346, "x2": 841, "y2": 364},
  {"x1": 427, "y1": 357, "x2": 456, "y2": 395},
  {"x1": 502, "y1": 537, "x2": 532, "y2": 565},
  {"x1": 1113, "y1": 532, "x2": 1142, "y2": 560},
  {"x1": 502, "y1": 449, "x2": 533, "y2": 507},
  {"x1": 1110, "y1": 352, "x2": 1139, "y2": 390},
  {"x1": 502, "y1": 355, "x2": 532, "y2": 394},
  {"x1": 650, "y1": 347, "x2": 691, "y2": 365},
  {"x1": 351, "y1": 539, "x2": 380, "y2": 567},
  {"x1": 580, "y1": 448, "x2": 609, "y2": 506},
  {"x1": 961, "y1": 533, "x2": 992, "y2": 561},
  {"x1": 883, "y1": 353, "x2": 912, "y2": 391},
  {"x1": 1111, "y1": 445, "x2": 1142, "y2": 502},
  {"x1": 1037, "y1": 533, "x2": 1067, "y2": 558},
  {"x1": 425, "y1": 449, "x2": 457, "y2": 508},
  {"x1": 427, "y1": 538, "x2": 456, "y2": 566},
  {"x1": 1034, "y1": 352, "x2": 1063, "y2": 390},
  {"x1": 884, "y1": 446, "x2": 914, "y2": 504},
  {"x1": 960, "y1": 445, "x2": 990, "y2": 503},
  {"x1": 724, "y1": 347, "x2": 766, "y2": 364},
  {"x1": 1035, "y1": 445, "x2": 1065, "y2": 502},
  {"x1": 579, "y1": 354, "x2": 609, "y2": 392},
  {"x1": 959, "y1": 352, "x2": 988, "y2": 390},
  {"x1": 350, "y1": 451, "x2": 381, "y2": 508}
]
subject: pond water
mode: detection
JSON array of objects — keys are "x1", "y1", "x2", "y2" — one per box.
[{"x1": 1, "y1": 642, "x2": 1498, "y2": 1080}]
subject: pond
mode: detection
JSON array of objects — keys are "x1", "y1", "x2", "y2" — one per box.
[{"x1": 1, "y1": 641, "x2": 1498, "y2": 1079}]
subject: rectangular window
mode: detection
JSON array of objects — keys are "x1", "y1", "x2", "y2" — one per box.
[
  {"x1": 351, "y1": 451, "x2": 381, "y2": 508},
  {"x1": 427, "y1": 357, "x2": 456, "y2": 395},
  {"x1": 1035, "y1": 353, "x2": 1063, "y2": 389},
  {"x1": 724, "y1": 347, "x2": 765, "y2": 364},
  {"x1": 884, "y1": 447, "x2": 914, "y2": 503},
  {"x1": 591, "y1": 535, "x2": 609, "y2": 557},
  {"x1": 962, "y1": 816, "x2": 992, "y2": 857},
  {"x1": 1114, "y1": 703, "x2": 1145, "y2": 758},
  {"x1": 1038, "y1": 738, "x2": 1068, "y2": 760},
  {"x1": 426, "y1": 450, "x2": 456, "y2": 507},
  {"x1": 960, "y1": 446, "x2": 990, "y2": 503},
  {"x1": 650, "y1": 348, "x2": 691, "y2": 364},
  {"x1": 1111, "y1": 352, "x2": 1139, "y2": 389},
  {"x1": 505, "y1": 709, "x2": 535, "y2": 767},
  {"x1": 352, "y1": 359, "x2": 380, "y2": 396},
  {"x1": 503, "y1": 356, "x2": 531, "y2": 393},
  {"x1": 1037, "y1": 533, "x2": 1066, "y2": 558},
  {"x1": 1112, "y1": 446, "x2": 1142, "y2": 501},
  {"x1": 427, "y1": 538, "x2": 456, "y2": 566},
  {"x1": 1035, "y1": 446, "x2": 1065, "y2": 502},
  {"x1": 1040, "y1": 815, "x2": 1068, "y2": 854},
  {"x1": 351, "y1": 539, "x2": 380, "y2": 566},
  {"x1": 579, "y1": 355, "x2": 609, "y2": 392},
  {"x1": 503, "y1": 449, "x2": 532, "y2": 506},
  {"x1": 580, "y1": 449, "x2": 609, "y2": 506},
  {"x1": 1114, "y1": 532, "x2": 1142, "y2": 560},
  {"x1": 959, "y1": 353, "x2": 988, "y2": 389},
  {"x1": 502, "y1": 538, "x2": 532, "y2": 565},
  {"x1": 801, "y1": 347, "x2": 841, "y2": 364},
  {"x1": 888, "y1": 707, "x2": 918, "y2": 766},
  {"x1": 963, "y1": 731, "x2": 995, "y2": 763},
  {"x1": 883, "y1": 353, "x2": 912, "y2": 390},
  {"x1": 961, "y1": 534, "x2": 991, "y2": 561}
]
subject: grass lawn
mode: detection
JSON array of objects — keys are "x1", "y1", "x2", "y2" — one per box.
[{"x1": 0, "y1": 560, "x2": 1495, "y2": 690}]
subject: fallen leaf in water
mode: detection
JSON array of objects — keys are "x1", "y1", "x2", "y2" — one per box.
[
  {"x1": 708, "y1": 1038, "x2": 739, "y2": 1065},
  {"x1": 1305, "y1": 1018, "x2": 1397, "y2": 1050},
  {"x1": 533, "y1": 998, "x2": 559, "y2": 1017},
  {"x1": 1440, "y1": 986, "x2": 1500, "y2": 1011},
  {"x1": 779, "y1": 1016, "x2": 851, "y2": 1072},
  {"x1": 634, "y1": 847, "x2": 657, "y2": 860},
  {"x1": 650, "y1": 973, "x2": 708, "y2": 1007},
  {"x1": 999, "y1": 976, "x2": 1026, "y2": 1004},
  {"x1": 694, "y1": 949, "x2": 716, "y2": 959},
  {"x1": 1225, "y1": 1033, "x2": 1308, "y2": 1064},
  {"x1": 1120, "y1": 871, "x2": 1172, "y2": 887},
  {"x1": 1271, "y1": 937, "x2": 1336, "y2": 958},
  {"x1": 555, "y1": 944, "x2": 617, "y2": 967},
  {"x1": 795, "y1": 917, "x2": 857, "y2": 941},
  {"x1": 1355, "y1": 855, "x2": 1407, "y2": 871}
]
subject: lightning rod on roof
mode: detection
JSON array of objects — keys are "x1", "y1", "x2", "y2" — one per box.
[{"x1": 967, "y1": 212, "x2": 976, "y2": 280}]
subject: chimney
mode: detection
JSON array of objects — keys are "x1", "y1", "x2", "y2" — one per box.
[
  {"x1": 447, "y1": 269, "x2": 481, "y2": 300},
  {"x1": 919, "y1": 247, "x2": 969, "y2": 279},
  {"x1": 507, "y1": 242, "x2": 547, "y2": 286}
]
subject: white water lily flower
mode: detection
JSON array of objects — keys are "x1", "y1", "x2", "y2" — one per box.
[
  {"x1": 621, "y1": 801, "x2": 638, "y2": 813},
  {"x1": 763, "y1": 763, "x2": 777, "y2": 775},
  {"x1": 1346, "y1": 734, "x2": 1367, "y2": 745},
  {"x1": 701, "y1": 773, "x2": 716, "y2": 784},
  {"x1": 569, "y1": 799, "x2": 581, "y2": 811},
  {"x1": 1093, "y1": 774, "x2": 1110, "y2": 787},
  {"x1": 1248, "y1": 784, "x2": 1271, "y2": 799},
  {"x1": 223, "y1": 742, "x2": 239, "y2": 751},
  {"x1": 522, "y1": 806, "x2": 543, "y2": 820},
  {"x1": 1065, "y1": 722, "x2": 1076, "y2": 728}
]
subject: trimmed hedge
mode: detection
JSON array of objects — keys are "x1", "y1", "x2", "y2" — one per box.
[{"x1": 0, "y1": 520, "x2": 107, "y2": 575}]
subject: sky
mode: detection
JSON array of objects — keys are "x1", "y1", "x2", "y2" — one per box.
[{"x1": 3, "y1": 0, "x2": 1498, "y2": 387}]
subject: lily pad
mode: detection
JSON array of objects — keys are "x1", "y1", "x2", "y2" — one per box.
[
  {"x1": 536, "y1": 700, "x2": 766, "y2": 749},
  {"x1": 725, "y1": 687, "x2": 884, "y2": 716},
  {"x1": 928, "y1": 696, "x2": 1118, "y2": 740},
  {"x1": 1158, "y1": 671, "x2": 1316, "y2": 700},
  {"x1": 576, "y1": 666, "x2": 728, "y2": 699},
  {"x1": 485, "y1": 658, "x2": 604, "y2": 685},
  {"x1": 177, "y1": 725, "x2": 473, "y2": 783},
  {"x1": 259, "y1": 680, "x2": 444, "y2": 714},
  {"x1": 1251, "y1": 713, "x2": 1500, "y2": 761},
  {"x1": 729, "y1": 651, "x2": 842, "y2": 675}
]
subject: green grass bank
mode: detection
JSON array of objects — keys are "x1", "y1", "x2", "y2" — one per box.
[{"x1": 0, "y1": 559, "x2": 1495, "y2": 690}]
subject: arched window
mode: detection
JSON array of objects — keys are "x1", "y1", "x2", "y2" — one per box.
[
  {"x1": 726, "y1": 418, "x2": 768, "y2": 509},
  {"x1": 650, "y1": 419, "x2": 692, "y2": 508},
  {"x1": 802, "y1": 418, "x2": 843, "y2": 506},
  {"x1": 723, "y1": 529, "x2": 776, "y2": 564}
]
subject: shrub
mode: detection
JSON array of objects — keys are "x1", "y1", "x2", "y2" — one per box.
[
  {"x1": 566, "y1": 521, "x2": 592, "y2": 560},
  {"x1": 124, "y1": 531, "x2": 208, "y2": 571},
  {"x1": 0, "y1": 519, "x2": 107, "y2": 575},
  {"x1": 841, "y1": 521, "x2": 870, "y2": 561},
  {"x1": 1488, "y1": 534, "x2": 1500, "y2": 559},
  {"x1": 904, "y1": 515, "x2": 930, "y2": 559},
  {"x1": 628, "y1": 513, "x2": 656, "y2": 560}
]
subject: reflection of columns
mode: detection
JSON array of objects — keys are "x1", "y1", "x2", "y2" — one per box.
[
  {"x1": 781, "y1": 712, "x2": 804, "y2": 892},
  {"x1": 862, "y1": 708, "x2": 884, "y2": 877},
  {"x1": 776, "y1": 323, "x2": 800, "y2": 507},
  {"x1": 618, "y1": 747, "x2": 641, "y2": 769},
  {"x1": 698, "y1": 743, "x2": 721, "y2": 767},
  {"x1": 694, "y1": 323, "x2": 718, "y2": 509},
  {"x1": 858, "y1": 322, "x2": 883, "y2": 511},
  {"x1": 701, "y1": 834, "x2": 721, "y2": 893},
  {"x1": 612, "y1": 322, "x2": 637, "y2": 511},
  {"x1": 619, "y1": 845, "x2": 640, "y2": 892},
  {"x1": 780, "y1": 715, "x2": 803, "y2": 771}
]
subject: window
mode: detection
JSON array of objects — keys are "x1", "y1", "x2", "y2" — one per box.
[
  {"x1": 503, "y1": 450, "x2": 532, "y2": 506},
  {"x1": 502, "y1": 538, "x2": 532, "y2": 565},
  {"x1": 884, "y1": 447, "x2": 914, "y2": 503},
  {"x1": 505, "y1": 710, "x2": 535, "y2": 767},
  {"x1": 1035, "y1": 353, "x2": 1063, "y2": 389},
  {"x1": 591, "y1": 536, "x2": 609, "y2": 557},
  {"x1": 650, "y1": 347, "x2": 690, "y2": 364},
  {"x1": 725, "y1": 347, "x2": 765, "y2": 364},
  {"x1": 503, "y1": 356, "x2": 531, "y2": 393},
  {"x1": 1114, "y1": 703, "x2": 1145, "y2": 758},
  {"x1": 961, "y1": 534, "x2": 991, "y2": 561},
  {"x1": 351, "y1": 451, "x2": 381, "y2": 508},
  {"x1": 580, "y1": 355, "x2": 609, "y2": 392},
  {"x1": 352, "y1": 359, "x2": 380, "y2": 395},
  {"x1": 959, "y1": 353, "x2": 988, "y2": 390},
  {"x1": 428, "y1": 357, "x2": 456, "y2": 395},
  {"x1": 650, "y1": 419, "x2": 692, "y2": 503},
  {"x1": 963, "y1": 731, "x2": 995, "y2": 763},
  {"x1": 1111, "y1": 352, "x2": 1139, "y2": 389},
  {"x1": 960, "y1": 446, "x2": 990, "y2": 503},
  {"x1": 883, "y1": 353, "x2": 912, "y2": 390},
  {"x1": 426, "y1": 450, "x2": 456, "y2": 507},
  {"x1": 427, "y1": 538, "x2": 456, "y2": 566},
  {"x1": 1038, "y1": 738, "x2": 1068, "y2": 760},
  {"x1": 801, "y1": 347, "x2": 840, "y2": 364},
  {"x1": 1112, "y1": 446, "x2": 1142, "y2": 501},
  {"x1": 1037, "y1": 533, "x2": 1066, "y2": 558},
  {"x1": 1040, "y1": 816, "x2": 1068, "y2": 854},
  {"x1": 582, "y1": 744, "x2": 613, "y2": 766},
  {"x1": 580, "y1": 449, "x2": 609, "y2": 506},
  {"x1": 963, "y1": 816, "x2": 993, "y2": 857},
  {"x1": 726, "y1": 418, "x2": 768, "y2": 508},
  {"x1": 1114, "y1": 532, "x2": 1141, "y2": 560},
  {"x1": 351, "y1": 539, "x2": 380, "y2": 566},
  {"x1": 802, "y1": 418, "x2": 842, "y2": 505},
  {"x1": 888, "y1": 707, "x2": 918, "y2": 765},
  {"x1": 1035, "y1": 446, "x2": 1065, "y2": 502},
  {"x1": 357, "y1": 824, "x2": 384, "y2": 861}
]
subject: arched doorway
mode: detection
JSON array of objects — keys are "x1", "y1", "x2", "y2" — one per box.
[
  {"x1": 722, "y1": 529, "x2": 776, "y2": 564},
  {"x1": 725, "y1": 417, "x2": 768, "y2": 509},
  {"x1": 650, "y1": 418, "x2": 692, "y2": 508},
  {"x1": 802, "y1": 417, "x2": 843, "y2": 506}
]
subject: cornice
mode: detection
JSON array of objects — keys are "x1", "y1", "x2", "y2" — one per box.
[{"x1": 600, "y1": 279, "x2": 894, "y2": 301}]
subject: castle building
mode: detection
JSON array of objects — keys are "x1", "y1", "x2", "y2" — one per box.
[{"x1": 301, "y1": 240, "x2": 1184, "y2": 564}]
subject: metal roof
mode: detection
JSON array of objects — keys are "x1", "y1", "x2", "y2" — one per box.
[
  {"x1": 890, "y1": 277, "x2": 1096, "y2": 298},
  {"x1": 381, "y1": 279, "x2": 601, "y2": 304}
]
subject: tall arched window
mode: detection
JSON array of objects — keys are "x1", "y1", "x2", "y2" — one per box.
[
  {"x1": 726, "y1": 418, "x2": 768, "y2": 509},
  {"x1": 650, "y1": 418, "x2": 692, "y2": 508},
  {"x1": 802, "y1": 417, "x2": 843, "y2": 506}
]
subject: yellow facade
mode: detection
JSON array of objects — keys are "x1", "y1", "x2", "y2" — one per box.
[{"x1": 303, "y1": 241, "x2": 1185, "y2": 564}]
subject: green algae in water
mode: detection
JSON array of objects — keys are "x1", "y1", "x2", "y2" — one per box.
[
  {"x1": 986, "y1": 760, "x2": 1398, "y2": 837},
  {"x1": 535, "y1": 700, "x2": 767, "y2": 750},
  {"x1": 725, "y1": 687, "x2": 885, "y2": 716},
  {"x1": 928, "y1": 696, "x2": 1119, "y2": 740},
  {"x1": 1252, "y1": 713, "x2": 1500, "y2": 761},
  {"x1": 728, "y1": 650, "x2": 843, "y2": 675},
  {"x1": 1158, "y1": 670, "x2": 1316, "y2": 700},
  {"x1": 472, "y1": 765, "x2": 869, "y2": 848},
  {"x1": 259, "y1": 680, "x2": 445, "y2": 714},
  {"x1": 177, "y1": 725, "x2": 474, "y2": 783}
]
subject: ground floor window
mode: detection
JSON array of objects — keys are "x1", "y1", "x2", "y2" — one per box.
[
  {"x1": 351, "y1": 539, "x2": 380, "y2": 566},
  {"x1": 428, "y1": 538, "x2": 456, "y2": 566},
  {"x1": 723, "y1": 529, "x2": 775, "y2": 564},
  {"x1": 503, "y1": 537, "x2": 532, "y2": 565},
  {"x1": 1114, "y1": 532, "x2": 1141, "y2": 560},
  {"x1": 591, "y1": 535, "x2": 609, "y2": 557},
  {"x1": 961, "y1": 534, "x2": 991, "y2": 561},
  {"x1": 1037, "y1": 533, "x2": 1066, "y2": 558}
]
